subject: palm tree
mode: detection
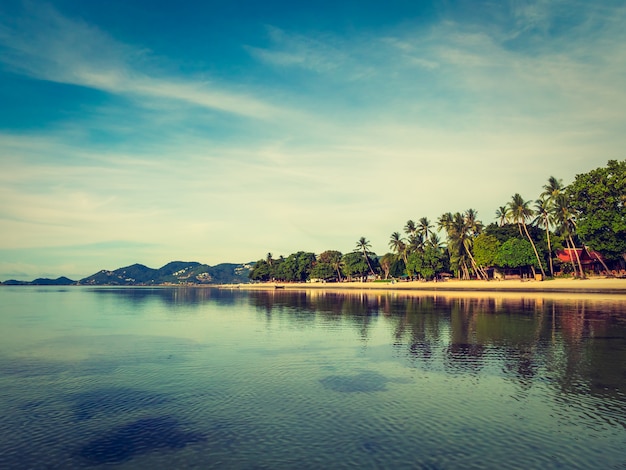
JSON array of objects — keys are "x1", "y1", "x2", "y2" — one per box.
[
  {"x1": 541, "y1": 176, "x2": 563, "y2": 202},
  {"x1": 404, "y1": 220, "x2": 417, "y2": 239},
  {"x1": 533, "y1": 198, "x2": 555, "y2": 277},
  {"x1": 355, "y1": 236, "x2": 376, "y2": 278},
  {"x1": 438, "y1": 210, "x2": 486, "y2": 280},
  {"x1": 407, "y1": 233, "x2": 425, "y2": 254},
  {"x1": 427, "y1": 233, "x2": 444, "y2": 251},
  {"x1": 553, "y1": 194, "x2": 585, "y2": 278},
  {"x1": 535, "y1": 176, "x2": 564, "y2": 277},
  {"x1": 495, "y1": 206, "x2": 509, "y2": 226},
  {"x1": 389, "y1": 232, "x2": 408, "y2": 267},
  {"x1": 508, "y1": 193, "x2": 546, "y2": 278},
  {"x1": 417, "y1": 217, "x2": 433, "y2": 240}
]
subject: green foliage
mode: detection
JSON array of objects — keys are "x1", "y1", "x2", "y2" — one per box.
[
  {"x1": 406, "y1": 246, "x2": 445, "y2": 280},
  {"x1": 485, "y1": 223, "x2": 524, "y2": 244},
  {"x1": 310, "y1": 261, "x2": 336, "y2": 281},
  {"x1": 567, "y1": 160, "x2": 626, "y2": 260},
  {"x1": 342, "y1": 251, "x2": 371, "y2": 279},
  {"x1": 473, "y1": 233, "x2": 501, "y2": 267},
  {"x1": 280, "y1": 251, "x2": 316, "y2": 282},
  {"x1": 496, "y1": 239, "x2": 538, "y2": 268},
  {"x1": 249, "y1": 259, "x2": 271, "y2": 281}
]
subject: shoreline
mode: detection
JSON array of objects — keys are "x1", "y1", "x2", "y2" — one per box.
[{"x1": 222, "y1": 277, "x2": 626, "y2": 295}]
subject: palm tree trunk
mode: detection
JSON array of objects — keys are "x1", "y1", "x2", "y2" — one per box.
[
  {"x1": 564, "y1": 237, "x2": 578, "y2": 276},
  {"x1": 591, "y1": 249, "x2": 611, "y2": 276},
  {"x1": 522, "y1": 223, "x2": 546, "y2": 278},
  {"x1": 544, "y1": 214, "x2": 554, "y2": 277},
  {"x1": 569, "y1": 235, "x2": 585, "y2": 279},
  {"x1": 362, "y1": 248, "x2": 375, "y2": 278},
  {"x1": 335, "y1": 264, "x2": 343, "y2": 282}
]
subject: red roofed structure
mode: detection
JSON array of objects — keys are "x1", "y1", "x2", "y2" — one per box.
[{"x1": 556, "y1": 247, "x2": 607, "y2": 274}]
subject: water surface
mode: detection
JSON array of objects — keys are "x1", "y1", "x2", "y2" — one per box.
[{"x1": 0, "y1": 287, "x2": 625, "y2": 469}]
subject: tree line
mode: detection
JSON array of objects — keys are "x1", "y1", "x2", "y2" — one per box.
[{"x1": 249, "y1": 160, "x2": 626, "y2": 282}]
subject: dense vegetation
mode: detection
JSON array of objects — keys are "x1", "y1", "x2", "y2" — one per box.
[{"x1": 250, "y1": 160, "x2": 626, "y2": 282}]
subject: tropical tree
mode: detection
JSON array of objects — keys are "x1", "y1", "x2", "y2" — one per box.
[
  {"x1": 389, "y1": 232, "x2": 408, "y2": 266},
  {"x1": 417, "y1": 217, "x2": 433, "y2": 240},
  {"x1": 508, "y1": 193, "x2": 546, "y2": 278},
  {"x1": 406, "y1": 245, "x2": 445, "y2": 280},
  {"x1": 438, "y1": 210, "x2": 487, "y2": 279},
  {"x1": 473, "y1": 233, "x2": 501, "y2": 270},
  {"x1": 533, "y1": 198, "x2": 555, "y2": 277},
  {"x1": 342, "y1": 252, "x2": 370, "y2": 281},
  {"x1": 496, "y1": 238, "x2": 538, "y2": 277},
  {"x1": 553, "y1": 193, "x2": 585, "y2": 277},
  {"x1": 404, "y1": 220, "x2": 417, "y2": 239},
  {"x1": 541, "y1": 176, "x2": 564, "y2": 202},
  {"x1": 249, "y1": 259, "x2": 272, "y2": 281},
  {"x1": 567, "y1": 160, "x2": 626, "y2": 263},
  {"x1": 316, "y1": 250, "x2": 344, "y2": 281},
  {"x1": 380, "y1": 253, "x2": 396, "y2": 280},
  {"x1": 495, "y1": 206, "x2": 509, "y2": 226},
  {"x1": 355, "y1": 236, "x2": 376, "y2": 278}
]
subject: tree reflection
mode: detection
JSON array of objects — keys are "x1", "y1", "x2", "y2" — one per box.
[{"x1": 245, "y1": 289, "x2": 626, "y2": 418}]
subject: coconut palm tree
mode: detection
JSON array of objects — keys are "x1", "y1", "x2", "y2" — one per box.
[
  {"x1": 534, "y1": 198, "x2": 555, "y2": 277},
  {"x1": 553, "y1": 194, "x2": 585, "y2": 278},
  {"x1": 404, "y1": 220, "x2": 417, "y2": 239},
  {"x1": 508, "y1": 193, "x2": 546, "y2": 278},
  {"x1": 389, "y1": 232, "x2": 408, "y2": 267},
  {"x1": 427, "y1": 233, "x2": 445, "y2": 251},
  {"x1": 541, "y1": 176, "x2": 563, "y2": 202},
  {"x1": 438, "y1": 210, "x2": 486, "y2": 280},
  {"x1": 355, "y1": 236, "x2": 376, "y2": 278},
  {"x1": 417, "y1": 217, "x2": 433, "y2": 240},
  {"x1": 495, "y1": 206, "x2": 509, "y2": 226}
]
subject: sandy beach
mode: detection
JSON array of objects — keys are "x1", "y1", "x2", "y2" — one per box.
[{"x1": 225, "y1": 277, "x2": 626, "y2": 295}]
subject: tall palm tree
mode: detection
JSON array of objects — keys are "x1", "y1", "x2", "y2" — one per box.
[
  {"x1": 438, "y1": 210, "x2": 486, "y2": 280},
  {"x1": 553, "y1": 194, "x2": 585, "y2": 278},
  {"x1": 355, "y1": 236, "x2": 376, "y2": 278},
  {"x1": 541, "y1": 176, "x2": 563, "y2": 202},
  {"x1": 389, "y1": 232, "x2": 408, "y2": 267},
  {"x1": 535, "y1": 176, "x2": 564, "y2": 277},
  {"x1": 407, "y1": 233, "x2": 425, "y2": 254},
  {"x1": 417, "y1": 217, "x2": 433, "y2": 240},
  {"x1": 508, "y1": 193, "x2": 546, "y2": 278},
  {"x1": 427, "y1": 233, "x2": 445, "y2": 251},
  {"x1": 404, "y1": 220, "x2": 417, "y2": 239},
  {"x1": 495, "y1": 206, "x2": 509, "y2": 226},
  {"x1": 533, "y1": 198, "x2": 555, "y2": 277}
]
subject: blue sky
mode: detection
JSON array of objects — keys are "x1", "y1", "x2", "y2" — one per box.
[{"x1": 1, "y1": 0, "x2": 625, "y2": 280}]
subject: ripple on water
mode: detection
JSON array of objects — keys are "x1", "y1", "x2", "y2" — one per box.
[
  {"x1": 69, "y1": 387, "x2": 171, "y2": 421},
  {"x1": 319, "y1": 371, "x2": 391, "y2": 393},
  {"x1": 77, "y1": 416, "x2": 206, "y2": 465}
]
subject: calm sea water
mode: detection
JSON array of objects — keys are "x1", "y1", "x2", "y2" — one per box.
[{"x1": 0, "y1": 287, "x2": 625, "y2": 469}]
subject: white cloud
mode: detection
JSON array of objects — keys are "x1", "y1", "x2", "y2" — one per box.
[{"x1": 0, "y1": 3, "x2": 285, "y2": 119}]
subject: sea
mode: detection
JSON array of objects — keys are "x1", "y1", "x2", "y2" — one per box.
[{"x1": 0, "y1": 286, "x2": 625, "y2": 469}]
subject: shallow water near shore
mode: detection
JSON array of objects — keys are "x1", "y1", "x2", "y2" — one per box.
[{"x1": 1, "y1": 287, "x2": 625, "y2": 469}]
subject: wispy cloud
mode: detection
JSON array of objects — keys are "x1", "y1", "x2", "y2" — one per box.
[{"x1": 0, "y1": 3, "x2": 284, "y2": 119}]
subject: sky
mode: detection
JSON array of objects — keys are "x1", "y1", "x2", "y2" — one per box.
[{"x1": 1, "y1": 0, "x2": 625, "y2": 280}]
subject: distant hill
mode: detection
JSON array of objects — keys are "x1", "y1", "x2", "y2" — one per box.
[
  {"x1": 2, "y1": 276, "x2": 76, "y2": 286},
  {"x1": 1, "y1": 261, "x2": 253, "y2": 286},
  {"x1": 78, "y1": 261, "x2": 253, "y2": 286}
]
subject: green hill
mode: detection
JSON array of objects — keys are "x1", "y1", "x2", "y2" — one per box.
[{"x1": 78, "y1": 261, "x2": 252, "y2": 285}]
